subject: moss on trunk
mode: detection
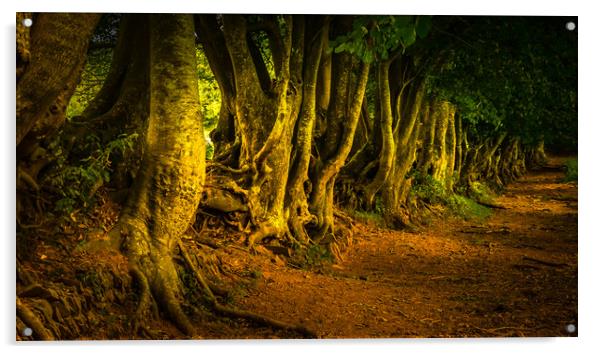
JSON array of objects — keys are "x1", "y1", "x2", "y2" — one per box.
[{"x1": 111, "y1": 14, "x2": 205, "y2": 336}]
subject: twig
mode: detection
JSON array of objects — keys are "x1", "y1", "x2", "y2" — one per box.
[{"x1": 523, "y1": 256, "x2": 568, "y2": 268}]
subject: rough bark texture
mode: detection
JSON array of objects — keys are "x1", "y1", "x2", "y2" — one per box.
[
  {"x1": 16, "y1": 13, "x2": 100, "y2": 226},
  {"x1": 111, "y1": 14, "x2": 205, "y2": 336},
  {"x1": 67, "y1": 14, "x2": 150, "y2": 190},
  {"x1": 309, "y1": 57, "x2": 370, "y2": 237},
  {"x1": 285, "y1": 16, "x2": 327, "y2": 244},
  {"x1": 17, "y1": 13, "x2": 100, "y2": 147},
  {"x1": 363, "y1": 60, "x2": 396, "y2": 207}
]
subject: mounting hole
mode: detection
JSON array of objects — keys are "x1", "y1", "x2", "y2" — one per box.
[
  {"x1": 566, "y1": 323, "x2": 576, "y2": 333},
  {"x1": 566, "y1": 21, "x2": 576, "y2": 31},
  {"x1": 22, "y1": 18, "x2": 33, "y2": 27},
  {"x1": 22, "y1": 327, "x2": 33, "y2": 336}
]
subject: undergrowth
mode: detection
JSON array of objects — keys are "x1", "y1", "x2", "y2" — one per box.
[
  {"x1": 410, "y1": 171, "x2": 493, "y2": 221},
  {"x1": 564, "y1": 158, "x2": 578, "y2": 182},
  {"x1": 43, "y1": 132, "x2": 139, "y2": 216}
]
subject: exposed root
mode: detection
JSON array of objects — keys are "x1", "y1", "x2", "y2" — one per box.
[
  {"x1": 128, "y1": 258, "x2": 195, "y2": 337},
  {"x1": 475, "y1": 200, "x2": 507, "y2": 209},
  {"x1": 128, "y1": 265, "x2": 156, "y2": 334},
  {"x1": 16, "y1": 298, "x2": 54, "y2": 340},
  {"x1": 207, "y1": 161, "x2": 250, "y2": 175},
  {"x1": 177, "y1": 241, "x2": 318, "y2": 338},
  {"x1": 17, "y1": 167, "x2": 40, "y2": 191},
  {"x1": 522, "y1": 256, "x2": 568, "y2": 268},
  {"x1": 247, "y1": 223, "x2": 281, "y2": 248}
]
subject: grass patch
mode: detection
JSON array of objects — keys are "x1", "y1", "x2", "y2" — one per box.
[
  {"x1": 468, "y1": 181, "x2": 498, "y2": 205},
  {"x1": 447, "y1": 194, "x2": 493, "y2": 221},
  {"x1": 564, "y1": 158, "x2": 578, "y2": 182},
  {"x1": 351, "y1": 210, "x2": 384, "y2": 226},
  {"x1": 410, "y1": 171, "x2": 493, "y2": 221}
]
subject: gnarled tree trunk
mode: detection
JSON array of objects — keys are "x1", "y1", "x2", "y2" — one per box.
[{"x1": 109, "y1": 14, "x2": 205, "y2": 336}]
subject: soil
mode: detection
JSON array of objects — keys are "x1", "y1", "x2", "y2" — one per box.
[{"x1": 16, "y1": 156, "x2": 578, "y2": 340}]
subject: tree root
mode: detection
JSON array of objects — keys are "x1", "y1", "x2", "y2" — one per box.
[
  {"x1": 475, "y1": 200, "x2": 507, "y2": 209},
  {"x1": 247, "y1": 223, "x2": 281, "y2": 248},
  {"x1": 129, "y1": 260, "x2": 195, "y2": 337},
  {"x1": 129, "y1": 265, "x2": 157, "y2": 334},
  {"x1": 16, "y1": 298, "x2": 54, "y2": 340},
  {"x1": 17, "y1": 167, "x2": 40, "y2": 191},
  {"x1": 522, "y1": 256, "x2": 568, "y2": 268},
  {"x1": 177, "y1": 241, "x2": 318, "y2": 338}
]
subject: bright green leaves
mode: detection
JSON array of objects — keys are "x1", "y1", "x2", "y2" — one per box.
[
  {"x1": 195, "y1": 47, "x2": 221, "y2": 131},
  {"x1": 330, "y1": 15, "x2": 432, "y2": 63}
]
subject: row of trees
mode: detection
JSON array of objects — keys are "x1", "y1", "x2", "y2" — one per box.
[{"x1": 16, "y1": 13, "x2": 576, "y2": 337}]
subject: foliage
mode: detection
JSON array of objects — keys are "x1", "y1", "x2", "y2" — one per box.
[
  {"x1": 564, "y1": 158, "x2": 578, "y2": 182},
  {"x1": 196, "y1": 47, "x2": 221, "y2": 132},
  {"x1": 304, "y1": 244, "x2": 334, "y2": 268},
  {"x1": 410, "y1": 171, "x2": 492, "y2": 220},
  {"x1": 44, "y1": 132, "x2": 139, "y2": 214},
  {"x1": 330, "y1": 16, "x2": 431, "y2": 63},
  {"x1": 447, "y1": 195, "x2": 492, "y2": 221},
  {"x1": 351, "y1": 210, "x2": 384, "y2": 226},
  {"x1": 468, "y1": 181, "x2": 498, "y2": 205},
  {"x1": 66, "y1": 48, "x2": 112, "y2": 119},
  {"x1": 410, "y1": 171, "x2": 449, "y2": 204},
  {"x1": 427, "y1": 17, "x2": 577, "y2": 151}
]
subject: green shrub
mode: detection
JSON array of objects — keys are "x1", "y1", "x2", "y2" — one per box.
[
  {"x1": 564, "y1": 158, "x2": 578, "y2": 182},
  {"x1": 409, "y1": 170, "x2": 493, "y2": 221},
  {"x1": 447, "y1": 194, "x2": 492, "y2": 221},
  {"x1": 44, "y1": 132, "x2": 138, "y2": 215},
  {"x1": 410, "y1": 172, "x2": 449, "y2": 204}
]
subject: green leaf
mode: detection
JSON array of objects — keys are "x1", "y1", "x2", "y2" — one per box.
[
  {"x1": 334, "y1": 42, "x2": 347, "y2": 54},
  {"x1": 415, "y1": 16, "x2": 432, "y2": 38}
]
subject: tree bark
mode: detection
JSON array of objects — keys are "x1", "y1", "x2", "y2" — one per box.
[
  {"x1": 363, "y1": 60, "x2": 396, "y2": 207},
  {"x1": 309, "y1": 56, "x2": 370, "y2": 237},
  {"x1": 110, "y1": 14, "x2": 205, "y2": 336},
  {"x1": 16, "y1": 13, "x2": 100, "y2": 147}
]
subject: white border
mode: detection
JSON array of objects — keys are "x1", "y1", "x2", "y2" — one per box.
[{"x1": 2, "y1": 1, "x2": 600, "y2": 354}]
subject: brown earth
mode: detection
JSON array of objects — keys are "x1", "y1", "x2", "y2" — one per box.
[
  {"x1": 219, "y1": 156, "x2": 578, "y2": 338},
  {"x1": 16, "y1": 157, "x2": 578, "y2": 340}
]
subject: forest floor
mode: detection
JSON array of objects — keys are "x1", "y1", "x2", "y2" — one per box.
[
  {"x1": 199, "y1": 156, "x2": 578, "y2": 339},
  {"x1": 16, "y1": 156, "x2": 578, "y2": 340}
]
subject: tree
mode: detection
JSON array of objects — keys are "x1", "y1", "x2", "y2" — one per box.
[{"x1": 17, "y1": 13, "x2": 100, "y2": 226}]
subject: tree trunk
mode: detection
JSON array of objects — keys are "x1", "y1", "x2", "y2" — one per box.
[
  {"x1": 309, "y1": 55, "x2": 370, "y2": 237},
  {"x1": 109, "y1": 14, "x2": 205, "y2": 336},
  {"x1": 17, "y1": 13, "x2": 100, "y2": 147},
  {"x1": 218, "y1": 15, "x2": 305, "y2": 245},
  {"x1": 363, "y1": 60, "x2": 396, "y2": 207},
  {"x1": 382, "y1": 81, "x2": 425, "y2": 227},
  {"x1": 65, "y1": 14, "x2": 150, "y2": 190},
  {"x1": 285, "y1": 16, "x2": 327, "y2": 244},
  {"x1": 16, "y1": 13, "x2": 100, "y2": 226},
  {"x1": 194, "y1": 15, "x2": 238, "y2": 159},
  {"x1": 445, "y1": 104, "x2": 457, "y2": 190}
]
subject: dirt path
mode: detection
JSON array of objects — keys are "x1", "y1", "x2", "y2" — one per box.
[{"x1": 232, "y1": 157, "x2": 578, "y2": 338}]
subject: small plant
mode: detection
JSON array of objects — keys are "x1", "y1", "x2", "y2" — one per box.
[
  {"x1": 351, "y1": 210, "x2": 384, "y2": 225},
  {"x1": 447, "y1": 194, "x2": 492, "y2": 221},
  {"x1": 44, "y1": 132, "x2": 139, "y2": 215},
  {"x1": 564, "y1": 158, "x2": 578, "y2": 182},
  {"x1": 468, "y1": 181, "x2": 497, "y2": 205},
  {"x1": 304, "y1": 244, "x2": 334, "y2": 268},
  {"x1": 409, "y1": 171, "x2": 449, "y2": 204}
]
